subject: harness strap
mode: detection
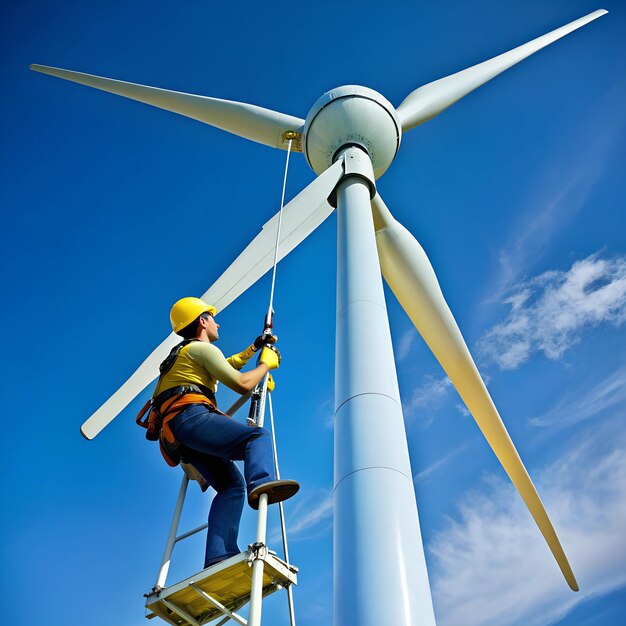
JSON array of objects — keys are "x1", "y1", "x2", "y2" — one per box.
[
  {"x1": 158, "y1": 393, "x2": 220, "y2": 466},
  {"x1": 136, "y1": 385, "x2": 221, "y2": 466},
  {"x1": 159, "y1": 393, "x2": 216, "y2": 440},
  {"x1": 153, "y1": 384, "x2": 216, "y2": 410}
]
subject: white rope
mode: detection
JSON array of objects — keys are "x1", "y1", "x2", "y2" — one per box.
[
  {"x1": 253, "y1": 139, "x2": 297, "y2": 626},
  {"x1": 269, "y1": 393, "x2": 297, "y2": 626},
  {"x1": 251, "y1": 138, "x2": 293, "y2": 430},
  {"x1": 266, "y1": 138, "x2": 293, "y2": 325}
]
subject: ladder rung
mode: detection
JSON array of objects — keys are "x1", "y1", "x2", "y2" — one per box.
[{"x1": 175, "y1": 523, "x2": 208, "y2": 543}]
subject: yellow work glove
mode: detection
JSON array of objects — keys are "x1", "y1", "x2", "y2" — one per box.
[
  {"x1": 259, "y1": 345, "x2": 281, "y2": 370},
  {"x1": 266, "y1": 374, "x2": 276, "y2": 392}
]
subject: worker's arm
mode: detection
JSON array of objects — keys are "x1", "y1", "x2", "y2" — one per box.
[
  {"x1": 236, "y1": 362, "x2": 271, "y2": 393},
  {"x1": 188, "y1": 342, "x2": 278, "y2": 395},
  {"x1": 227, "y1": 334, "x2": 278, "y2": 370},
  {"x1": 232, "y1": 346, "x2": 281, "y2": 392},
  {"x1": 238, "y1": 347, "x2": 280, "y2": 392},
  {"x1": 227, "y1": 345, "x2": 256, "y2": 370}
]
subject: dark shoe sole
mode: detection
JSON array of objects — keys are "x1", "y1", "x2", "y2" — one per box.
[{"x1": 248, "y1": 479, "x2": 300, "y2": 510}]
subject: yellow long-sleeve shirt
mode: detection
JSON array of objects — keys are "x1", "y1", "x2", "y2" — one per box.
[{"x1": 154, "y1": 341, "x2": 256, "y2": 398}]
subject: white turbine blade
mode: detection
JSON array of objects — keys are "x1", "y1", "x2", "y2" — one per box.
[
  {"x1": 396, "y1": 9, "x2": 607, "y2": 132},
  {"x1": 30, "y1": 64, "x2": 303, "y2": 150},
  {"x1": 372, "y1": 194, "x2": 579, "y2": 591},
  {"x1": 80, "y1": 158, "x2": 344, "y2": 440},
  {"x1": 203, "y1": 157, "x2": 344, "y2": 313},
  {"x1": 80, "y1": 332, "x2": 180, "y2": 440}
]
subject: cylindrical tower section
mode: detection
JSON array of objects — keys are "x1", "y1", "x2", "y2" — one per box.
[{"x1": 334, "y1": 164, "x2": 436, "y2": 625}]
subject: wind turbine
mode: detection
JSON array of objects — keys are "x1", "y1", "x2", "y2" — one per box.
[{"x1": 32, "y1": 9, "x2": 607, "y2": 625}]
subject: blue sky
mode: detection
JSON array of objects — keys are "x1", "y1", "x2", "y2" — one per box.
[{"x1": 2, "y1": 1, "x2": 625, "y2": 625}]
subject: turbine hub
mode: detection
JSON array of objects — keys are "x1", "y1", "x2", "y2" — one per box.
[{"x1": 303, "y1": 86, "x2": 401, "y2": 179}]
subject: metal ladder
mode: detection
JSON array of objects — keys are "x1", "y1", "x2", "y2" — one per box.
[{"x1": 143, "y1": 393, "x2": 297, "y2": 626}]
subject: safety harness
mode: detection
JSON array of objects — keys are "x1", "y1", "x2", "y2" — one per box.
[{"x1": 136, "y1": 339, "x2": 221, "y2": 466}]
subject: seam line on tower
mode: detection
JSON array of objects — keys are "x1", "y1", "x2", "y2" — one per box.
[
  {"x1": 336, "y1": 298, "x2": 388, "y2": 321},
  {"x1": 334, "y1": 391, "x2": 400, "y2": 415},
  {"x1": 333, "y1": 466, "x2": 413, "y2": 493}
]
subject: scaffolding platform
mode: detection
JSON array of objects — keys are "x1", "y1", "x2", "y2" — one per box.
[{"x1": 145, "y1": 547, "x2": 298, "y2": 626}]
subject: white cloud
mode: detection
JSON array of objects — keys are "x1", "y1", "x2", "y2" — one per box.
[
  {"x1": 488, "y1": 91, "x2": 625, "y2": 299},
  {"x1": 404, "y1": 374, "x2": 478, "y2": 425},
  {"x1": 403, "y1": 375, "x2": 453, "y2": 425},
  {"x1": 285, "y1": 491, "x2": 333, "y2": 538},
  {"x1": 396, "y1": 327, "x2": 419, "y2": 362},
  {"x1": 480, "y1": 253, "x2": 626, "y2": 369},
  {"x1": 410, "y1": 375, "x2": 453, "y2": 407},
  {"x1": 429, "y1": 418, "x2": 626, "y2": 626},
  {"x1": 414, "y1": 443, "x2": 471, "y2": 483},
  {"x1": 317, "y1": 395, "x2": 335, "y2": 429},
  {"x1": 492, "y1": 176, "x2": 593, "y2": 302},
  {"x1": 456, "y1": 403, "x2": 470, "y2": 417},
  {"x1": 529, "y1": 364, "x2": 626, "y2": 431}
]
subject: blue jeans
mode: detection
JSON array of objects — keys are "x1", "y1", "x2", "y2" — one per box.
[{"x1": 169, "y1": 403, "x2": 275, "y2": 568}]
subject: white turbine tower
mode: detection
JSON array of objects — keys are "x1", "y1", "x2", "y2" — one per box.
[{"x1": 32, "y1": 9, "x2": 607, "y2": 625}]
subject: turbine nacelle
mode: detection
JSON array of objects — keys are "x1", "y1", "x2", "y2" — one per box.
[{"x1": 302, "y1": 85, "x2": 401, "y2": 179}]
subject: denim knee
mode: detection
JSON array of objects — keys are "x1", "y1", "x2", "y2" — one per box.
[
  {"x1": 216, "y1": 474, "x2": 245, "y2": 496},
  {"x1": 253, "y1": 427, "x2": 271, "y2": 442}
]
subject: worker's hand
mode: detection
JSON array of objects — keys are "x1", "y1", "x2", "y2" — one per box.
[
  {"x1": 259, "y1": 345, "x2": 281, "y2": 370},
  {"x1": 253, "y1": 332, "x2": 278, "y2": 352},
  {"x1": 266, "y1": 374, "x2": 276, "y2": 392}
]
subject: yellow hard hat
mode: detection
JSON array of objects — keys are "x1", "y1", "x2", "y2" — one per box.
[{"x1": 170, "y1": 297, "x2": 217, "y2": 334}]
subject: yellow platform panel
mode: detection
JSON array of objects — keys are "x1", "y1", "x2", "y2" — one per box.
[{"x1": 145, "y1": 550, "x2": 297, "y2": 625}]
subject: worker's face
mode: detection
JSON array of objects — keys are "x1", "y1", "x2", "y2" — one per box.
[{"x1": 201, "y1": 313, "x2": 220, "y2": 342}]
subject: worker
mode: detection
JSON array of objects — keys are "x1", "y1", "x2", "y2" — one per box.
[{"x1": 151, "y1": 296, "x2": 299, "y2": 569}]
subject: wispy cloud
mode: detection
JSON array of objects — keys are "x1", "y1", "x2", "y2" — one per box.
[
  {"x1": 396, "y1": 327, "x2": 419, "y2": 362},
  {"x1": 409, "y1": 375, "x2": 453, "y2": 408},
  {"x1": 403, "y1": 374, "x2": 474, "y2": 425},
  {"x1": 488, "y1": 90, "x2": 626, "y2": 299},
  {"x1": 283, "y1": 490, "x2": 333, "y2": 540},
  {"x1": 529, "y1": 364, "x2": 626, "y2": 431},
  {"x1": 479, "y1": 253, "x2": 626, "y2": 369},
  {"x1": 318, "y1": 395, "x2": 335, "y2": 428},
  {"x1": 429, "y1": 417, "x2": 626, "y2": 626},
  {"x1": 455, "y1": 403, "x2": 470, "y2": 417},
  {"x1": 403, "y1": 374, "x2": 453, "y2": 425},
  {"x1": 414, "y1": 443, "x2": 471, "y2": 483},
  {"x1": 492, "y1": 174, "x2": 595, "y2": 301}
]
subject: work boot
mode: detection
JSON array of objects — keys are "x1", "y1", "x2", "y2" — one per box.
[{"x1": 248, "y1": 479, "x2": 300, "y2": 510}]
